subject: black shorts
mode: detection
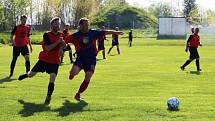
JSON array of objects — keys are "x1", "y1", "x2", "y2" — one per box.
[
  {"x1": 74, "y1": 57, "x2": 96, "y2": 72},
  {"x1": 63, "y1": 44, "x2": 72, "y2": 51},
  {"x1": 13, "y1": 46, "x2": 29, "y2": 57},
  {"x1": 31, "y1": 60, "x2": 59, "y2": 75},
  {"x1": 189, "y1": 47, "x2": 199, "y2": 59},
  {"x1": 112, "y1": 40, "x2": 119, "y2": 46}
]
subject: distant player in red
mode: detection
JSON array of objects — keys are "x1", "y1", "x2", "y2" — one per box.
[
  {"x1": 97, "y1": 26, "x2": 107, "y2": 59},
  {"x1": 18, "y1": 17, "x2": 66, "y2": 105},
  {"x1": 181, "y1": 28, "x2": 202, "y2": 72},
  {"x1": 61, "y1": 24, "x2": 74, "y2": 64},
  {"x1": 8, "y1": 15, "x2": 33, "y2": 79},
  {"x1": 65, "y1": 18, "x2": 123, "y2": 101},
  {"x1": 107, "y1": 27, "x2": 122, "y2": 55}
]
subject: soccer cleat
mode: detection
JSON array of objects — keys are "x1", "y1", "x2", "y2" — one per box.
[
  {"x1": 197, "y1": 69, "x2": 202, "y2": 72},
  {"x1": 74, "y1": 93, "x2": 82, "y2": 101},
  {"x1": 18, "y1": 74, "x2": 28, "y2": 81},
  {"x1": 44, "y1": 95, "x2": 51, "y2": 105},
  {"x1": 7, "y1": 75, "x2": 12, "y2": 80},
  {"x1": 180, "y1": 66, "x2": 185, "y2": 71}
]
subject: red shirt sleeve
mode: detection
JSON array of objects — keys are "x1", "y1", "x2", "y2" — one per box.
[{"x1": 64, "y1": 35, "x2": 74, "y2": 44}]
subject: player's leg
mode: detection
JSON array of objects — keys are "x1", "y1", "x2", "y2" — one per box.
[
  {"x1": 8, "y1": 47, "x2": 19, "y2": 78},
  {"x1": 102, "y1": 49, "x2": 106, "y2": 59},
  {"x1": 60, "y1": 51, "x2": 65, "y2": 64},
  {"x1": 69, "y1": 50, "x2": 74, "y2": 63},
  {"x1": 117, "y1": 45, "x2": 120, "y2": 54},
  {"x1": 181, "y1": 59, "x2": 193, "y2": 70},
  {"x1": 22, "y1": 46, "x2": 30, "y2": 73},
  {"x1": 75, "y1": 71, "x2": 94, "y2": 101},
  {"x1": 69, "y1": 65, "x2": 81, "y2": 80},
  {"x1": 195, "y1": 49, "x2": 201, "y2": 71},
  {"x1": 44, "y1": 73, "x2": 57, "y2": 105},
  {"x1": 107, "y1": 46, "x2": 113, "y2": 54}
]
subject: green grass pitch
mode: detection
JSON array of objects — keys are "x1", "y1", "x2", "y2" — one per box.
[{"x1": 0, "y1": 37, "x2": 215, "y2": 121}]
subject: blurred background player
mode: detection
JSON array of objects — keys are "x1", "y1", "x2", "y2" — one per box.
[
  {"x1": 18, "y1": 17, "x2": 66, "y2": 105},
  {"x1": 180, "y1": 28, "x2": 202, "y2": 72},
  {"x1": 107, "y1": 27, "x2": 123, "y2": 55},
  {"x1": 8, "y1": 15, "x2": 33, "y2": 79},
  {"x1": 65, "y1": 18, "x2": 123, "y2": 101},
  {"x1": 128, "y1": 29, "x2": 133, "y2": 47},
  {"x1": 61, "y1": 24, "x2": 74, "y2": 64},
  {"x1": 97, "y1": 26, "x2": 107, "y2": 59}
]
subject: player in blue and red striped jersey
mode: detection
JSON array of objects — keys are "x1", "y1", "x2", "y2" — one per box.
[
  {"x1": 8, "y1": 15, "x2": 33, "y2": 79},
  {"x1": 18, "y1": 17, "x2": 66, "y2": 105},
  {"x1": 65, "y1": 18, "x2": 123, "y2": 101},
  {"x1": 181, "y1": 28, "x2": 202, "y2": 72},
  {"x1": 97, "y1": 26, "x2": 107, "y2": 59},
  {"x1": 107, "y1": 27, "x2": 122, "y2": 55}
]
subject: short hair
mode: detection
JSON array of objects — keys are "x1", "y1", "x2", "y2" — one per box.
[
  {"x1": 50, "y1": 17, "x2": 60, "y2": 25},
  {"x1": 21, "y1": 15, "x2": 27, "y2": 20},
  {"x1": 79, "y1": 18, "x2": 89, "y2": 25}
]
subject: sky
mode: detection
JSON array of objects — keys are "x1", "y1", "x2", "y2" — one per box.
[{"x1": 126, "y1": 0, "x2": 215, "y2": 10}]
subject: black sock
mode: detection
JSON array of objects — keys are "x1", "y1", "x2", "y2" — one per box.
[
  {"x1": 25, "y1": 61, "x2": 30, "y2": 73},
  {"x1": 47, "y1": 83, "x2": 54, "y2": 97},
  {"x1": 69, "y1": 52, "x2": 73, "y2": 62},
  {"x1": 182, "y1": 60, "x2": 191, "y2": 68},
  {"x1": 18, "y1": 74, "x2": 28, "y2": 80},
  {"x1": 196, "y1": 59, "x2": 200, "y2": 70},
  {"x1": 10, "y1": 57, "x2": 17, "y2": 76}
]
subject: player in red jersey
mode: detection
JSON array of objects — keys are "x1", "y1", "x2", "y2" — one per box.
[
  {"x1": 61, "y1": 24, "x2": 74, "y2": 64},
  {"x1": 97, "y1": 26, "x2": 107, "y2": 59},
  {"x1": 18, "y1": 17, "x2": 66, "y2": 105},
  {"x1": 8, "y1": 15, "x2": 33, "y2": 79},
  {"x1": 107, "y1": 27, "x2": 122, "y2": 55},
  {"x1": 65, "y1": 18, "x2": 123, "y2": 101},
  {"x1": 181, "y1": 28, "x2": 202, "y2": 72}
]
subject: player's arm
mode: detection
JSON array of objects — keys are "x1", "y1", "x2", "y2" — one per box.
[
  {"x1": 105, "y1": 30, "x2": 123, "y2": 35},
  {"x1": 43, "y1": 33, "x2": 64, "y2": 51},
  {"x1": 185, "y1": 35, "x2": 192, "y2": 52},
  {"x1": 27, "y1": 28, "x2": 33, "y2": 52},
  {"x1": 10, "y1": 26, "x2": 16, "y2": 46}
]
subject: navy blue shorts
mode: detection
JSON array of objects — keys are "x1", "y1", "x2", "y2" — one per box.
[
  {"x1": 112, "y1": 39, "x2": 119, "y2": 46},
  {"x1": 189, "y1": 47, "x2": 199, "y2": 59},
  {"x1": 13, "y1": 46, "x2": 29, "y2": 57},
  {"x1": 31, "y1": 60, "x2": 59, "y2": 75},
  {"x1": 74, "y1": 58, "x2": 96, "y2": 72}
]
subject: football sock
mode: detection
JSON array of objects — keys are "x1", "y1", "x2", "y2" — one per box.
[
  {"x1": 47, "y1": 83, "x2": 54, "y2": 97},
  {"x1": 196, "y1": 59, "x2": 200, "y2": 71},
  {"x1": 117, "y1": 48, "x2": 120, "y2": 54},
  {"x1": 78, "y1": 80, "x2": 89, "y2": 93},
  {"x1": 9, "y1": 57, "x2": 18, "y2": 76},
  {"x1": 18, "y1": 74, "x2": 28, "y2": 80},
  {"x1": 25, "y1": 61, "x2": 30, "y2": 73},
  {"x1": 182, "y1": 60, "x2": 191, "y2": 68},
  {"x1": 69, "y1": 52, "x2": 73, "y2": 63}
]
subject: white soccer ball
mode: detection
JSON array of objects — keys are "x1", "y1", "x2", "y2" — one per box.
[{"x1": 167, "y1": 97, "x2": 180, "y2": 111}]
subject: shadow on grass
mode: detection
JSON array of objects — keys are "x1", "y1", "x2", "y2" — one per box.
[
  {"x1": 0, "y1": 77, "x2": 17, "y2": 84},
  {"x1": 108, "y1": 54, "x2": 119, "y2": 56},
  {"x1": 96, "y1": 58, "x2": 105, "y2": 62},
  {"x1": 54, "y1": 100, "x2": 88, "y2": 117},
  {"x1": 18, "y1": 99, "x2": 50, "y2": 117},
  {"x1": 189, "y1": 71, "x2": 201, "y2": 75}
]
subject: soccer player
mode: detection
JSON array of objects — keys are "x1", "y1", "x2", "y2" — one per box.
[
  {"x1": 97, "y1": 26, "x2": 107, "y2": 59},
  {"x1": 18, "y1": 17, "x2": 66, "y2": 105},
  {"x1": 180, "y1": 28, "x2": 202, "y2": 72},
  {"x1": 65, "y1": 18, "x2": 123, "y2": 101},
  {"x1": 107, "y1": 27, "x2": 122, "y2": 55},
  {"x1": 61, "y1": 24, "x2": 74, "y2": 64},
  {"x1": 8, "y1": 15, "x2": 33, "y2": 79},
  {"x1": 128, "y1": 29, "x2": 133, "y2": 47}
]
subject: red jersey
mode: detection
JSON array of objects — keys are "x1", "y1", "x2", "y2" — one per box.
[
  {"x1": 12, "y1": 25, "x2": 30, "y2": 47},
  {"x1": 39, "y1": 32, "x2": 64, "y2": 64},
  {"x1": 189, "y1": 34, "x2": 200, "y2": 48}
]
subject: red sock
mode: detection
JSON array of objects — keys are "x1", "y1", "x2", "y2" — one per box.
[{"x1": 78, "y1": 80, "x2": 89, "y2": 93}]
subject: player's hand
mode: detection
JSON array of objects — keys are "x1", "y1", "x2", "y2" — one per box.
[
  {"x1": 57, "y1": 37, "x2": 64, "y2": 44},
  {"x1": 185, "y1": 48, "x2": 188, "y2": 52},
  {"x1": 12, "y1": 40, "x2": 16, "y2": 46}
]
